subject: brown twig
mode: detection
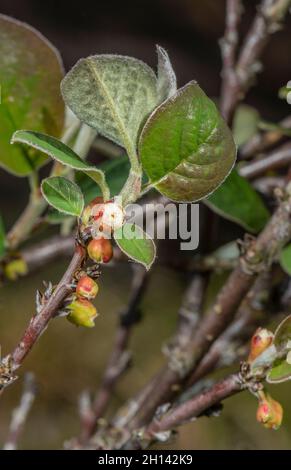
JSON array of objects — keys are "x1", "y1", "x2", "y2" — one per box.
[
  {"x1": 187, "y1": 271, "x2": 277, "y2": 385},
  {"x1": 0, "y1": 243, "x2": 86, "y2": 383},
  {"x1": 221, "y1": 0, "x2": 291, "y2": 123},
  {"x1": 220, "y1": 0, "x2": 243, "y2": 119},
  {"x1": 79, "y1": 264, "x2": 149, "y2": 442},
  {"x1": 144, "y1": 373, "x2": 243, "y2": 441},
  {"x1": 3, "y1": 373, "x2": 36, "y2": 450},
  {"x1": 239, "y1": 142, "x2": 291, "y2": 179},
  {"x1": 240, "y1": 115, "x2": 291, "y2": 160},
  {"x1": 116, "y1": 183, "x2": 291, "y2": 435},
  {"x1": 253, "y1": 176, "x2": 285, "y2": 195}
]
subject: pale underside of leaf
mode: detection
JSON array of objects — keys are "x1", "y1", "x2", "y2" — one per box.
[
  {"x1": 61, "y1": 55, "x2": 158, "y2": 156},
  {"x1": 139, "y1": 81, "x2": 236, "y2": 202},
  {"x1": 156, "y1": 45, "x2": 177, "y2": 102},
  {"x1": 11, "y1": 130, "x2": 110, "y2": 200}
]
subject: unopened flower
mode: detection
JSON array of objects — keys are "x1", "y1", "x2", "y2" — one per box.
[
  {"x1": 81, "y1": 197, "x2": 104, "y2": 226},
  {"x1": 91, "y1": 199, "x2": 124, "y2": 234},
  {"x1": 4, "y1": 258, "x2": 28, "y2": 281},
  {"x1": 248, "y1": 327, "x2": 274, "y2": 363},
  {"x1": 256, "y1": 392, "x2": 283, "y2": 430},
  {"x1": 76, "y1": 275, "x2": 99, "y2": 300},
  {"x1": 66, "y1": 298, "x2": 97, "y2": 328},
  {"x1": 87, "y1": 238, "x2": 113, "y2": 263}
]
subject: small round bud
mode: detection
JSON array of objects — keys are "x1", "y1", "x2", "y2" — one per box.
[
  {"x1": 87, "y1": 238, "x2": 113, "y2": 264},
  {"x1": 4, "y1": 258, "x2": 28, "y2": 281},
  {"x1": 256, "y1": 392, "x2": 283, "y2": 430},
  {"x1": 248, "y1": 327, "x2": 274, "y2": 363},
  {"x1": 67, "y1": 298, "x2": 97, "y2": 328},
  {"x1": 76, "y1": 275, "x2": 99, "y2": 300}
]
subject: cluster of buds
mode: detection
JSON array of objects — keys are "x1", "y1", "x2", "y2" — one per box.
[
  {"x1": 248, "y1": 327, "x2": 274, "y2": 363},
  {"x1": 67, "y1": 275, "x2": 99, "y2": 328},
  {"x1": 256, "y1": 391, "x2": 283, "y2": 430},
  {"x1": 81, "y1": 196, "x2": 125, "y2": 265}
]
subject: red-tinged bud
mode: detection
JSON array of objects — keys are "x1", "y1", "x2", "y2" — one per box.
[
  {"x1": 87, "y1": 238, "x2": 113, "y2": 263},
  {"x1": 248, "y1": 327, "x2": 274, "y2": 363},
  {"x1": 67, "y1": 298, "x2": 97, "y2": 328},
  {"x1": 256, "y1": 392, "x2": 283, "y2": 430},
  {"x1": 76, "y1": 275, "x2": 99, "y2": 300},
  {"x1": 81, "y1": 197, "x2": 104, "y2": 226}
]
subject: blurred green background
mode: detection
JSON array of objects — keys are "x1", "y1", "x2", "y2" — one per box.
[{"x1": 0, "y1": 0, "x2": 291, "y2": 450}]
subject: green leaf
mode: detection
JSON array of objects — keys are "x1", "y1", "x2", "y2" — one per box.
[
  {"x1": 41, "y1": 176, "x2": 84, "y2": 217},
  {"x1": 77, "y1": 157, "x2": 130, "y2": 204},
  {"x1": 0, "y1": 215, "x2": 6, "y2": 258},
  {"x1": 11, "y1": 130, "x2": 110, "y2": 200},
  {"x1": 206, "y1": 169, "x2": 270, "y2": 233},
  {"x1": 61, "y1": 55, "x2": 158, "y2": 157},
  {"x1": 139, "y1": 81, "x2": 236, "y2": 202},
  {"x1": 0, "y1": 14, "x2": 64, "y2": 176},
  {"x1": 156, "y1": 45, "x2": 177, "y2": 102},
  {"x1": 279, "y1": 244, "x2": 291, "y2": 275},
  {"x1": 267, "y1": 357, "x2": 291, "y2": 384},
  {"x1": 274, "y1": 315, "x2": 291, "y2": 351},
  {"x1": 232, "y1": 105, "x2": 260, "y2": 147},
  {"x1": 114, "y1": 223, "x2": 156, "y2": 270}
]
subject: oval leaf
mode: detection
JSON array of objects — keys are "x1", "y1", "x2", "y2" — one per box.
[
  {"x1": 206, "y1": 169, "x2": 270, "y2": 233},
  {"x1": 77, "y1": 156, "x2": 130, "y2": 204},
  {"x1": 12, "y1": 130, "x2": 110, "y2": 200},
  {"x1": 279, "y1": 244, "x2": 291, "y2": 275},
  {"x1": 139, "y1": 81, "x2": 236, "y2": 202},
  {"x1": 41, "y1": 176, "x2": 84, "y2": 217},
  {"x1": 114, "y1": 223, "x2": 156, "y2": 270},
  {"x1": 267, "y1": 357, "x2": 291, "y2": 384},
  {"x1": 61, "y1": 55, "x2": 158, "y2": 156},
  {"x1": 274, "y1": 315, "x2": 291, "y2": 351},
  {"x1": 0, "y1": 14, "x2": 65, "y2": 176},
  {"x1": 232, "y1": 105, "x2": 260, "y2": 148}
]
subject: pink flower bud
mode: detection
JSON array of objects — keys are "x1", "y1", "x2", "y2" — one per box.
[
  {"x1": 248, "y1": 327, "x2": 274, "y2": 363},
  {"x1": 76, "y1": 275, "x2": 99, "y2": 300},
  {"x1": 87, "y1": 238, "x2": 113, "y2": 264},
  {"x1": 256, "y1": 392, "x2": 283, "y2": 430}
]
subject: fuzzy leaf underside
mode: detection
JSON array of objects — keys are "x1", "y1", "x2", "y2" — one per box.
[
  {"x1": 61, "y1": 55, "x2": 158, "y2": 155},
  {"x1": 139, "y1": 81, "x2": 236, "y2": 202},
  {"x1": 156, "y1": 45, "x2": 177, "y2": 102}
]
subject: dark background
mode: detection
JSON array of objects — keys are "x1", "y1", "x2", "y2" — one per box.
[
  {"x1": 0, "y1": 0, "x2": 291, "y2": 450},
  {"x1": 1, "y1": 0, "x2": 291, "y2": 224}
]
